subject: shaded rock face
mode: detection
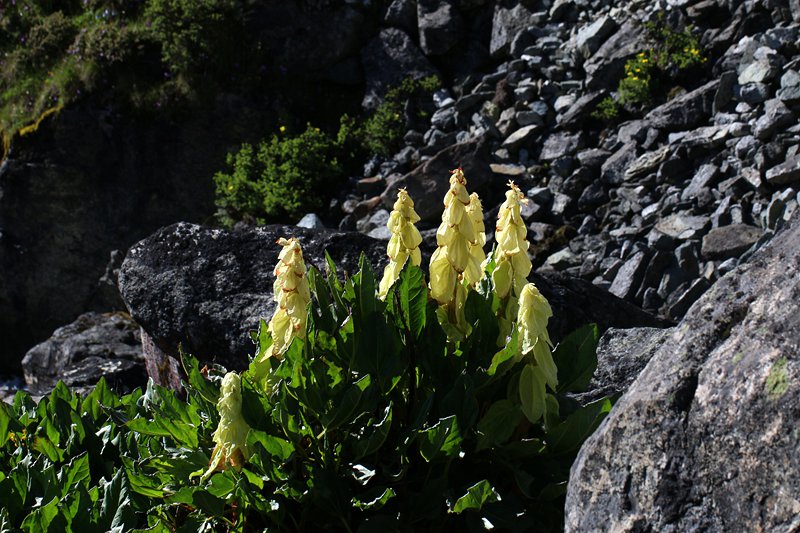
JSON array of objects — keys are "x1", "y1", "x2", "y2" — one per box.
[
  {"x1": 119, "y1": 222, "x2": 668, "y2": 386},
  {"x1": 21, "y1": 312, "x2": 145, "y2": 395},
  {"x1": 565, "y1": 211, "x2": 800, "y2": 532},
  {"x1": 0, "y1": 96, "x2": 274, "y2": 371}
]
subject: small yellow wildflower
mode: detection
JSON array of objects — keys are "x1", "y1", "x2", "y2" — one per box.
[
  {"x1": 254, "y1": 237, "x2": 311, "y2": 369},
  {"x1": 379, "y1": 188, "x2": 423, "y2": 299},
  {"x1": 203, "y1": 372, "x2": 251, "y2": 479},
  {"x1": 279, "y1": 125, "x2": 286, "y2": 133}
]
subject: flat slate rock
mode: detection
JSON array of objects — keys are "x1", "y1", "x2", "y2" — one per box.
[{"x1": 701, "y1": 224, "x2": 762, "y2": 259}]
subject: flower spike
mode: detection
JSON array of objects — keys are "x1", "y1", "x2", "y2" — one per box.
[{"x1": 379, "y1": 189, "x2": 423, "y2": 299}]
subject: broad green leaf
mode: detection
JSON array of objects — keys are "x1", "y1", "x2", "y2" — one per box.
[
  {"x1": 353, "y1": 404, "x2": 392, "y2": 459},
  {"x1": 32, "y1": 435, "x2": 63, "y2": 462},
  {"x1": 207, "y1": 471, "x2": 236, "y2": 499},
  {"x1": 552, "y1": 324, "x2": 599, "y2": 393},
  {"x1": 464, "y1": 287, "x2": 500, "y2": 360},
  {"x1": 487, "y1": 329, "x2": 519, "y2": 376},
  {"x1": 546, "y1": 396, "x2": 612, "y2": 453},
  {"x1": 58, "y1": 453, "x2": 90, "y2": 497},
  {"x1": 180, "y1": 351, "x2": 220, "y2": 407},
  {"x1": 440, "y1": 374, "x2": 478, "y2": 433},
  {"x1": 248, "y1": 431, "x2": 294, "y2": 461},
  {"x1": 322, "y1": 375, "x2": 371, "y2": 431},
  {"x1": 126, "y1": 417, "x2": 198, "y2": 448},
  {"x1": 476, "y1": 400, "x2": 522, "y2": 450},
  {"x1": 451, "y1": 479, "x2": 499, "y2": 514},
  {"x1": 81, "y1": 378, "x2": 119, "y2": 420},
  {"x1": 20, "y1": 496, "x2": 60, "y2": 532},
  {"x1": 519, "y1": 364, "x2": 546, "y2": 424},
  {"x1": 98, "y1": 469, "x2": 136, "y2": 532},
  {"x1": 419, "y1": 415, "x2": 461, "y2": 462},
  {"x1": 352, "y1": 487, "x2": 396, "y2": 510},
  {"x1": 396, "y1": 264, "x2": 427, "y2": 338},
  {"x1": 0, "y1": 402, "x2": 17, "y2": 447}
]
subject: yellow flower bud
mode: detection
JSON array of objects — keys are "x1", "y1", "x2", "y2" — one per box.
[
  {"x1": 429, "y1": 168, "x2": 484, "y2": 336},
  {"x1": 517, "y1": 283, "x2": 557, "y2": 389},
  {"x1": 204, "y1": 372, "x2": 251, "y2": 478},
  {"x1": 492, "y1": 182, "x2": 532, "y2": 298},
  {"x1": 267, "y1": 237, "x2": 311, "y2": 359},
  {"x1": 379, "y1": 189, "x2": 423, "y2": 299}
]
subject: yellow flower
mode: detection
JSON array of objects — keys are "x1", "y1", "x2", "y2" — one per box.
[
  {"x1": 379, "y1": 189, "x2": 423, "y2": 299},
  {"x1": 429, "y1": 168, "x2": 482, "y2": 336},
  {"x1": 517, "y1": 283, "x2": 557, "y2": 389},
  {"x1": 203, "y1": 372, "x2": 251, "y2": 479},
  {"x1": 492, "y1": 182, "x2": 532, "y2": 299},
  {"x1": 464, "y1": 192, "x2": 486, "y2": 286},
  {"x1": 252, "y1": 238, "x2": 311, "y2": 373},
  {"x1": 279, "y1": 125, "x2": 286, "y2": 133}
]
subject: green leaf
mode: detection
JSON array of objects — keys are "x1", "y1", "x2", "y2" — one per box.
[
  {"x1": 322, "y1": 375, "x2": 371, "y2": 431},
  {"x1": 477, "y1": 400, "x2": 522, "y2": 451},
  {"x1": 207, "y1": 471, "x2": 236, "y2": 499},
  {"x1": 451, "y1": 480, "x2": 499, "y2": 514},
  {"x1": 519, "y1": 364, "x2": 546, "y2": 424},
  {"x1": 396, "y1": 264, "x2": 427, "y2": 338},
  {"x1": 487, "y1": 329, "x2": 519, "y2": 376},
  {"x1": 32, "y1": 435, "x2": 63, "y2": 462},
  {"x1": 353, "y1": 487, "x2": 396, "y2": 510},
  {"x1": 464, "y1": 287, "x2": 500, "y2": 359},
  {"x1": 419, "y1": 415, "x2": 462, "y2": 462},
  {"x1": 546, "y1": 396, "x2": 613, "y2": 453},
  {"x1": 0, "y1": 402, "x2": 15, "y2": 447},
  {"x1": 440, "y1": 374, "x2": 478, "y2": 433},
  {"x1": 58, "y1": 453, "x2": 91, "y2": 497},
  {"x1": 126, "y1": 417, "x2": 198, "y2": 448},
  {"x1": 552, "y1": 324, "x2": 599, "y2": 393},
  {"x1": 353, "y1": 404, "x2": 392, "y2": 459},
  {"x1": 248, "y1": 431, "x2": 294, "y2": 461},
  {"x1": 81, "y1": 377, "x2": 121, "y2": 420},
  {"x1": 98, "y1": 469, "x2": 136, "y2": 532},
  {"x1": 20, "y1": 496, "x2": 60, "y2": 532}
]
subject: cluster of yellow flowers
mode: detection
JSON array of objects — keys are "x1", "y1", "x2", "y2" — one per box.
[{"x1": 209, "y1": 167, "x2": 556, "y2": 472}]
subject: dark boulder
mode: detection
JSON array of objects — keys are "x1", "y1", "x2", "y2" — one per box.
[
  {"x1": 21, "y1": 312, "x2": 145, "y2": 396},
  {"x1": 120, "y1": 223, "x2": 669, "y2": 388},
  {"x1": 566, "y1": 211, "x2": 800, "y2": 531}
]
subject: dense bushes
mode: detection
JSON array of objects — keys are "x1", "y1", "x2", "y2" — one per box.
[{"x1": 213, "y1": 76, "x2": 440, "y2": 225}]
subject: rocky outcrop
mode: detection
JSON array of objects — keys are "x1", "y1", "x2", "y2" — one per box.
[
  {"x1": 21, "y1": 312, "x2": 145, "y2": 395},
  {"x1": 119, "y1": 222, "x2": 668, "y2": 387},
  {"x1": 565, "y1": 210, "x2": 800, "y2": 531}
]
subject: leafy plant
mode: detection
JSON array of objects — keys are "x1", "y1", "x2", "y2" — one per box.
[
  {"x1": 595, "y1": 15, "x2": 706, "y2": 116},
  {"x1": 359, "y1": 75, "x2": 440, "y2": 157},
  {"x1": 213, "y1": 120, "x2": 353, "y2": 224},
  {"x1": 0, "y1": 173, "x2": 613, "y2": 530}
]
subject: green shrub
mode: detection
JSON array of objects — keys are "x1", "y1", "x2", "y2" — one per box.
[
  {"x1": 598, "y1": 16, "x2": 706, "y2": 114},
  {"x1": 0, "y1": 253, "x2": 611, "y2": 531},
  {"x1": 360, "y1": 75, "x2": 440, "y2": 157},
  {"x1": 214, "y1": 121, "x2": 353, "y2": 224},
  {"x1": 590, "y1": 96, "x2": 620, "y2": 122}
]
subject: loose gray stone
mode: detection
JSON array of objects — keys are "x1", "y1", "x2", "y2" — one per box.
[
  {"x1": 609, "y1": 251, "x2": 648, "y2": 301},
  {"x1": 578, "y1": 327, "x2": 673, "y2": 404},
  {"x1": 601, "y1": 142, "x2": 637, "y2": 185},
  {"x1": 502, "y1": 124, "x2": 541, "y2": 150},
  {"x1": 297, "y1": 213, "x2": 326, "y2": 229},
  {"x1": 701, "y1": 224, "x2": 762, "y2": 259},
  {"x1": 753, "y1": 99, "x2": 794, "y2": 140},
  {"x1": 417, "y1": 0, "x2": 463, "y2": 56},
  {"x1": 539, "y1": 132, "x2": 585, "y2": 161},
  {"x1": 625, "y1": 145, "x2": 670, "y2": 181},
  {"x1": 682, "y1": 164, "x2": 720, "y2": 201},
  {"x1": 765, "y1": 156, "x2": 800, "y2": 185},
  {"x1": 738, "y1": 60, "x2": 779, "y2": 85},
  {"x1": 576, "y1": 16, "x2": 618, "y2": 58},
  {"x1": 655, "y1": 213, "x2": 711, "y2": 240},
  {"x1": 646, "y1": 80, "x2": 719, "y2": 132}
]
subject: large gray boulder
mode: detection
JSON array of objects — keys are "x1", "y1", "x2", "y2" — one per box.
[
  {"x1": 21, "y1": 312, "x2": 145, "y2": 395},
  {"x1": 565, "y1": 211, "x2": 800, "y2": 532},
  {"x1": 119, "y1": 223, "x2": 669, "y2": 387}
]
